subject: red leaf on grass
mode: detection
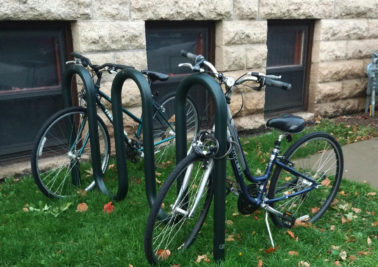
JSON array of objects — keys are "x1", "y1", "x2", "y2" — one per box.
[
  {"x1": 157, "y1": 249, "x2": 171, "y2": 260},
  {"x1": 103, "y1": 202, "x2": 114, "y2": 214},
  {"x1": 264, "y1": 245, "x2": 279, "y2": 254},
  {"x1": 287, "y1": 230, "x2": 295, "y2": 239}
]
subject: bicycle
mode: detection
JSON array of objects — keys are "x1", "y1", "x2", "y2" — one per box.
[
  {"x1": 144, "y1": 51, "x2": 344, "y2": 264},
  {"x1": 31, "y1": 52, "x2": 199, "y2": 199}
]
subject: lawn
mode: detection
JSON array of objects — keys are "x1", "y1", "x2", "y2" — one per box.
[{"x1": 0, "y1": 119, "x2": 377, "y2": 266}]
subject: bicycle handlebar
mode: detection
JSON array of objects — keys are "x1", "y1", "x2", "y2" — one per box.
[{"x1": 265, "y1": 77, "x2": 292, "y2": 90}]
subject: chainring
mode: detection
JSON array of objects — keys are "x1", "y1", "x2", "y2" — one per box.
[{"x1": 237, "y1": 183, "x2": 260, "y2": 214}]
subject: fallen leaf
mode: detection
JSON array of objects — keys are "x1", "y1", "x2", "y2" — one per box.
[
  {"x1": 108, "y1": 164, "x2": 116, "y2": 170},
  {"x1": 156, "y1": 178, "x2": 162, "y2": 184},
  {"x1": 294, "y1": 219, "x2": 311, "y2": 228},
  {"x1": 339, "y1": 250, "x2": 347, "y2": 261},
  {"x1": 22, "y1": 207, "x2": 29, "y2": 212},
  {"x1": 284, "y1": 176, "x2": 292, "y2": 181},
  {"x1": 311, "y1": 207, "x2": 320, "y2": 214},
  {"x1": 77, "y1": 189, "x2": 87, "y2": 196},
  {"x1": 157, "y1": 249, "x2": 171, "y2": 260},
  {"x1": 254, "y1": 215, "x2": 259, "y2": 221},
  {"x1": 341, "y1": 216, "x2": 347, "y2": 224},
  {"x1": 288, "y1": 251, "x2": 299, "y2": 256},
  {"x1": 321, "y1": 177, "x2": 331, "y2": 187},
  {"x1": 156, "y1": 172, "x2": 162, "y2": 177},
  {"x1": 76, "y1": 203, "x2": 88, "y2": 212},
  {"x1": 226, "y1": 220, "x2": 234, "y2": 226},
  {"x1": 257, "y1": 259, "x2": 263, "y2": 267},
  {"x1": 367, "y1": 192, "x2": 376, "y2": 196},
  {"x1": 287, "y1": 230, "x2": 295, "y2": 239},
  {"x1": 226, "y1": 235, "x2": 235, "y2": 242},
  {"x1": 367, "y1": 236, "x2": 372, "y2": 246},
  {"x1": 298, "y1": 261, "x2": 310, "y2": 266},
  {"x1": 331, "y1": 245, "x2": 340, "y2": 250},
  {"x1": 334, "y1": 260, "x2": 341, "y2": 266},
  {"x1": 348, "y1": 255, "x2": 356, "y2": 261},
  {"x1": 330, "y1": 225, "x2": 335, "y2": 231},
  {"x1": 351, "y1": 207, "x2": 361, "y2": 213},
  {"x1": 358, "y1": 251, "x2": 370, "y2": 256},
  {"x1": 195, "y1": 254, "x2": 210, "y2": 263},
  {"x1": 103, "y1": 202, "x2": 114, "y2": 214},
  {"x1": 372, "y1": 222, "x2": 378, "y2": 227},
  {"x1": 339, "y1": 190, "x2": 347, "y2": 196},
  {"x1": 264, "y1": 246, "x2": 279, "y2": 254}
]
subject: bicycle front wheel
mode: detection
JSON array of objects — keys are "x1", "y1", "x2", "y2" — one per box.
[
  {"x1": 144, "y1": 152, "x2": 213, "y2": 264},
  {"x1": 268, "y1": 132, "x2": 343, "y2": 227},
  {"x1": 31, "y1": 107, "x2": 110, "y2": 199},
  {"x1": 152, "y1": 94, "x2": 199, "y2": 168}
]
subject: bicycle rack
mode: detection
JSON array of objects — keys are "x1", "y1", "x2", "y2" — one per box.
[
  {"x1": 110, "y1": 68, "x2": 156, "y2": 202},
  {"x1": 175, "y1": 73, "x2": 228, "y2": 262},
  {"x1": 61, "y1": 64, "x2": 104, "y2": 192}
]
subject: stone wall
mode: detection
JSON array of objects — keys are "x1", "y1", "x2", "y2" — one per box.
[{"x1": 1, "y1": 0, "x2": 377, "y2": 131}]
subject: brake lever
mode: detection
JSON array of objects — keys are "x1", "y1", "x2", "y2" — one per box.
[
  {"x1": 178, "y1": 63, "x2": 205, "y2": 72},
  {"x1": 65, "y1": 60, "x2": 77, "y2": 65}
]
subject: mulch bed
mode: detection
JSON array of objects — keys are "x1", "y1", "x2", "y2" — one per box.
[{"x1": 333, "y1": 112, "x2": 378, "y2": 132}]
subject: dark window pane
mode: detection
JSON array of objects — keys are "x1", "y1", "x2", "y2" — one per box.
[
  {"x1": 146, "y1": 24, "x2": 210, "y2": 74},
  {"x1": 0, "y1": 30, "x2": 63, "y2": 94},
  {"x1": 267, "y1": 28, "x2": 304, "y2": 68}
]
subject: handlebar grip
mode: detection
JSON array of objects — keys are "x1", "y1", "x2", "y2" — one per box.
[
  {"x1": 180, "y1": 49, "x2": 199, "y2": 60},
  {"x1": 265, "y1": 78, "x2": 292, "y2": 90}
]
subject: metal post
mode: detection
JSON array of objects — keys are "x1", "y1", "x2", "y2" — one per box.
[
  {"x1": 110, "y1": 68, "x2": 156, "y2": 202},
  {"x1": 61, "y1": 64, "x2": 104, "y2": 194},
  {"x1": 175, "y1": 73, "x2": 228, "y2": 261}
]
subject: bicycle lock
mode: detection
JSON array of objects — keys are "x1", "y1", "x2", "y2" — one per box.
[
  {"x1": 61, "y1": 64, "x2": 105, "y2": 196},
  {"x1": 176, "y1": 73, "x2": 228, "y2": 262},
  {"x1": 110, "y1": 68, "x2": 156, "y2": 202}
]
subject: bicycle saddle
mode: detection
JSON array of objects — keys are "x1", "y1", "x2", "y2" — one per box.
[
  {"x1": 141, "y1": 70, "x2": 169, "y2": 81},
  {"x1": 266, "y1": 114, "x2": 305, "y2": 133}
]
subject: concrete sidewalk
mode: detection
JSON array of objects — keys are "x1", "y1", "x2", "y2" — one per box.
[{"x1": 342, "y1": 137, "x2": 378, "y2": 188}]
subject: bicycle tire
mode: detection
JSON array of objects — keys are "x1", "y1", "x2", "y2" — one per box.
[
  {"x1": 31, "y1": 106, "x2": 110, "y2": 199},
  {"x1": 144, "y1": 152, "x2": 213, "y2": 264},
  {"x1": 152, "y1": 94, "x2": 199, "y2": 169},
  {"x1": 268, "y1": 132, "x2": 343, "y2": 228}
]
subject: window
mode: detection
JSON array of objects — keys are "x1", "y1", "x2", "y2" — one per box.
[
  {"x1": 0, "y1": 22, "x2": 71, "y2": 159},
  {"x1": 145, "y1": 21, "x2": 215, "y2": 124}
]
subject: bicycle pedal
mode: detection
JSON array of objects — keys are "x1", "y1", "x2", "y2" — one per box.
[{"x1": 281, "y1": 211, "x2": 296, "y2": 228}]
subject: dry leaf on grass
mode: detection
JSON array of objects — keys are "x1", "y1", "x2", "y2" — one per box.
[
  {"x1": 321, "y1": 177, "x2": 331, "y2": 187},
  {"x1": 226, "y1": 235, "x2": 235, "y2": 242},
  {"x1": 264, "y1": 246, "x2": 279, "y2": 254},
  {"x1": 103, "y1": 202, "x2": 114, "y2": 214},
  {"x1": 367, "y1": 236, "x2": 372, "y2": 246},
  {"x1": 298, "y1": 261, "x2": 310, "y2": 266},
  {"x1": 311, "y1": 207, "x2": 320, "y2": 214},
  {"x1": 348, "y1": 255, "x2": 356, "y2": 261},
  {"x1": 367, "y1": 192, "x2": 376, "y2": 196},
  {"x1": 287, "y1": 230, "x2": 295, "y2": 239},
  {"x1": 351, "y1": 207, "x2": 361, "y2": 213},
  {"x1": 76, "y1": 203, "x2": 88, "y2": 212},
  {"x1": 339, "y1": 250, "x2": 347, "y2": 261},
  {"x1": 288, "y1": 251, "x2": 299, "y2": 256},
  {"x1": 195, "y1": 254, "x2": 210, "y2": 263},
  {"x1": 226, "y1": 220, "x2": 234, "y2": 226},
  {"x1": 257, "y1": 259, "x2": 263, "y2": 267},
  {"x1": 156, "y1": 249, "x2": 171, "y2": 260}
]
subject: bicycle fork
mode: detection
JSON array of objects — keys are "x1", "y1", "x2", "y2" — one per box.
[{"x1": 171, "y1": 159, "x2": 214, "y2": 218}]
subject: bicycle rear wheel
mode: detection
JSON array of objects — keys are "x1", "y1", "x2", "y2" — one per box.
[
  {"x1": 144, "y1": 152, "x2": 213, "y2": 264},
  {"x1": 31, "y1": 107, "x2": 110, "y2": 199},
  {"x1": 268, "y1": 132, "x2": 343, "y2": 227},
  {"x1": 152, "y1": 94, "x2": 199, "y2": 169}
]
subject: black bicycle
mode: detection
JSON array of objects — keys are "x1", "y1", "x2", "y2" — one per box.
[
  {"x1": 144, "y1": 51, "x2": 344, "y2": 264},
  {"x1": 31, "y1": 52, "x2": 199, "y2": 199}
]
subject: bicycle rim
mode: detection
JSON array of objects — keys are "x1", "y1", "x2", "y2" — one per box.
[
  {"x1": 269, "y1": 132, "x2": 343, "y2": 226},
  {"x1": 32, "y1": 107, "x2": 110, "y2": 198},
  {"x1": 145, "y1": 153, "x2": 213, "y2": 264}
]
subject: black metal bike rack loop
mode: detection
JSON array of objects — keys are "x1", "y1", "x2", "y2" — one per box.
[
  {"x1": 110, "y1": 68, "x2": 156, "y2": 203},
  {"x1": 61, "y1": 64, "x2": 105, "y2": 194},
  {"x1": 175, "y1": 73, "x2": 228, "y2": 262}
]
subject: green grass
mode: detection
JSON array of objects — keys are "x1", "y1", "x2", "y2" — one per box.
[{"x1": 0, "y1": 119, "x2": 376, "y2": 266}]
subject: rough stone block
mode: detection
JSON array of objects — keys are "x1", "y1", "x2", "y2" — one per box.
[
  {"x1": 315, "y1": 82, "x2": 342, "y2": 103},
  {"x1": 0, "y1": 0, "x2": 91, "y2": 20},
  {"x1": 320, "y1": 19, "x2": 370, "y2": 41},
  {"x1": 72, "y1": 21, "x2": 145, "y2": 52},
  {"x1": 230, "y1": 90, "x2": 265, "y2": 116},
  {"x1": 346, "y1": 39, "x2": 378, "y2": 60},
  {"x1": 340, "y1": 79, "x2": 367, "y2": 99},
  {"x1": 216, "y1": 20, "x2": 267, "y2": 46},
  {"x1": 368, "y1": 19, "x2": 378, "y2": 39},
  {"x1": 130, "y1": 0, "x2": 232, "y2": 20},
  {"x1": 234, "y1": 114, "x2": 266, "y2": 132},
  {"x1": 215, "y1": 46, "x2": 246, "y2": 72},
  {"x1": 334, "y1": 0, "x2": 378, "y2": 18},
  {"x1": 246, "y1": 44, "x2": 267, "y2": 69},
  {"x1": 233, "y1": 0, "x2": 259, "y2": 19},
  {"x1": 314, "y1": 97, "x2": 365, "y2": 116},
  {"x1": 259, "y1": 0, "x2": 333, "y2": 19},
  {"x1": 319, "y1": 41, "x2": 347, "y2": 62},
  {"x1": 93, "y1": 0, "x2": 130, "y2": 20},
  {"x1": 115, "y1": 50, "x2": 148, "y2": 70},
  {"x1": 318, "y1": 60, "x2": 365, "y2": 82}
]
